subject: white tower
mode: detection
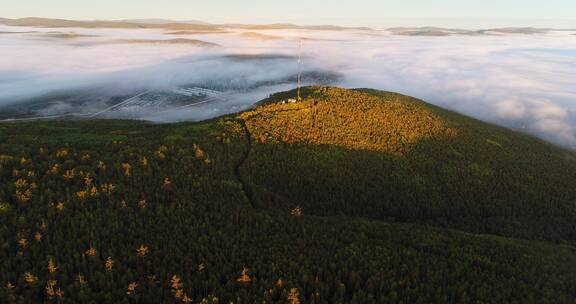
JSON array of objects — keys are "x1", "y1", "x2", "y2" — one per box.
[{"x1": 297, "y1": 39, "x2": 302, "y2": 101}]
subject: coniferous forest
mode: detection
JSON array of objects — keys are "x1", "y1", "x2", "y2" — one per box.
[{"x1": 1, "y1": 87, "x2": 576, "y2": 303}]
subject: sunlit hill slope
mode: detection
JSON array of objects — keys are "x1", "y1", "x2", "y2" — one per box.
[{"x1": 240, "y1": 87, "x2": 576, "y2": 241}]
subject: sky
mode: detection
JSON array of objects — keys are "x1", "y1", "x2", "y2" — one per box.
[{"x1": 2, "y1": 0, "x2": 576, "y2": 28}]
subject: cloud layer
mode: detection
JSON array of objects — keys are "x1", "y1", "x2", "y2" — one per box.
[{"x1": 0, "y1": 25, "x2": 575, "y2": 148}]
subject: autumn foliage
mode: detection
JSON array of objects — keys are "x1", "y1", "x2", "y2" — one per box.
[{"x1": 240, "y1": 87, "x2": 456, "y2": 154}]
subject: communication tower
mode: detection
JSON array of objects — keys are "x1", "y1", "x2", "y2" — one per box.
[{"x1": 297, "y1": 39, "x2": 302, "y2": 101}]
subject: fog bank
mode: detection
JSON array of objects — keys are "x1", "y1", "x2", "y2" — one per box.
[{"x1": 0, "y1": 25, "x2": 575, "y2": 148}]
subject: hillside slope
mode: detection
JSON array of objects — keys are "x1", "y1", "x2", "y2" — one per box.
[
  {"x1": 0, "y1": 88, "x2": 575, "y2": 303},
  {"x1": 239, "y1": 87, "x2": 576, "y2": 241}
]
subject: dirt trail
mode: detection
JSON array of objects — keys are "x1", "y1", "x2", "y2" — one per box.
[{"x1": 234, "y1": 118, "x2": 256, "y2": 209}]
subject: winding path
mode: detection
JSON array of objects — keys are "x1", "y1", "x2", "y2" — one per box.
[
  {"x1": 233, "y1": 118, "x2": 257, "y2": 209},
  {"x1": 231, "y1": 107, "x2": 310, "y2": 210}
]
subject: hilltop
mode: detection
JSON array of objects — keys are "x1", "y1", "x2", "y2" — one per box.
[
  {"x1": 240, "y1": 87, "x2": 576, "y2": 241},
  {"x1": 0, "y1": 87, "x2": 575, "y2": 303}
]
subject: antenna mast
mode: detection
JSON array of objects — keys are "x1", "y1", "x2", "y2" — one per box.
[{"x1": 297, "y1": 38, "x2": 302, "y2": 101}]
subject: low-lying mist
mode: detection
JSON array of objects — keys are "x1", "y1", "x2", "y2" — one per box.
[{"x1": 1, "y1": 24, "x2": 575, "y2": 148}]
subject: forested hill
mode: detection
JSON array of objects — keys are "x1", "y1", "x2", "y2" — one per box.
[
  {"x1": 0, "y1": 87, "x2": 575, "y2": 303},
  {"x1": 241, "y1": 87, "x2": 576, "y2": 241}
]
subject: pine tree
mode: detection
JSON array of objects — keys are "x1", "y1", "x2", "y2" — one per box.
[
  {"x1": 105, "y1": 257, "x2": 114, "y2": 271},
  {"x1": 137, "y1": 244, "x2": 149, "y2": 257},
  {"x1": 126, "y1": 282, "x2": 138, "y2": 295},
  {"x1": 288, "y1": 288, "x2": 301, "y2": 304},
  {"x1": 237, "y1": 267, "x2": 252, "y2": 284},
  {"x1": 23, "y1": 272, "x2": 38, "y2": 285},
  {"x1": 48, "y1": 258, "x2": 58, "y2": 273}
]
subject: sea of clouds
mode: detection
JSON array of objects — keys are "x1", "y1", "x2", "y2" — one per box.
[{"x1": 0, "y1": 24, "x2": 575, "y2": 148}]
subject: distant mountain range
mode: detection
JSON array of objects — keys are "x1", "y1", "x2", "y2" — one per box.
[
  {"x1": 117, "y1": 18, "x2": 211, "y2": 25},
  {"x1": 386, "y1": 26, "x2": 572, "y2": 36},
  {"x1": 0, "y1": 17, "x2": 371, "y2": 31},
  {"x1": 0, "y1": 17, "x2": 219, "y2": 31},
  {"x1": 1, "y1": 17, "x2": 574, "y2": 37}
]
